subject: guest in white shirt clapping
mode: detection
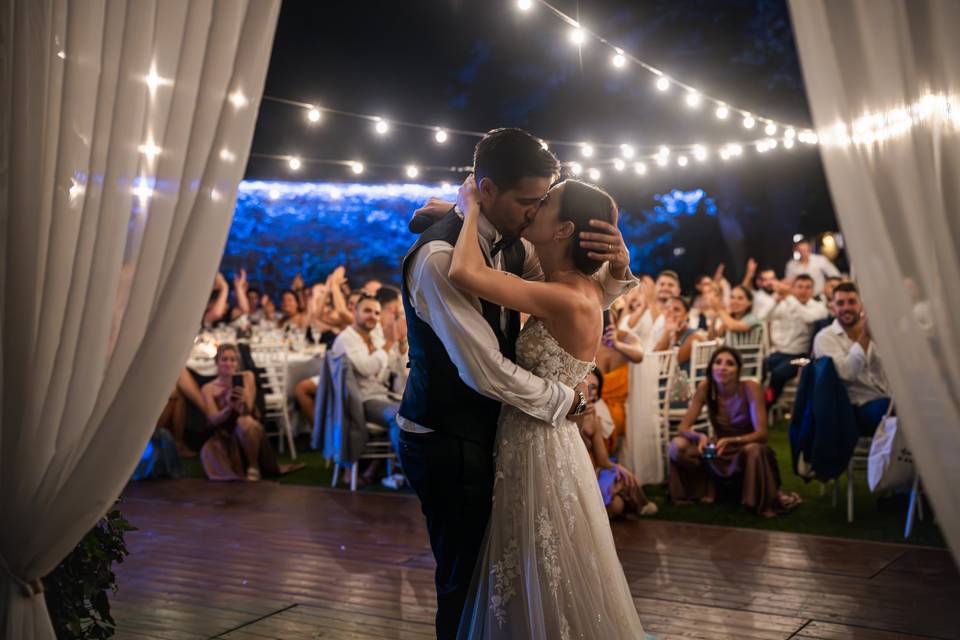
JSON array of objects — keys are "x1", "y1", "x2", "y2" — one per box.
[{"x1": 765, "y1": 274, "x2": 828, "y2": 402}]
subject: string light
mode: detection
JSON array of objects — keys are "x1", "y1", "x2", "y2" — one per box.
[
  {"x1": 406, "y1": 165, "x2": 420, "y2": 178},
  {"x1": 374, "y1": 118, "x2": 390, "y2": 135},
  {"x1": 620, "y1": 144, "x2": 635, "y2": 158},
  {"x1": 715, "y1": 104, "x2": 729, "y2": 119},
  {"x1": 784, "y1": 127, "x2": 796, "y2": 139},
  {"x1": 570, "y1": 26, "x2": 586, "y2": 46},
  {"x1": 633, "y1": 162, "x2": 647, "y2": 175},
  {"x1": 288, "y1": 156, "x2": 302, "y2": 170},
  {"x1": 611, "y1": 51, "x2": 626, "y2": 68},
  {"x1": 764, "y1": 122, "x2": 778, "y2": 136},
  {"x1": 587, "y1": 167, "x2": 601, "y2": 180},
  {"x1": 685, "y1": 92, "x2": 701, "y2": 108},
  {"x1": 613, "y1": 158, "x2": 625, "y2": 171},
  {"x1": 655, "y1": 154, "x2": 669, "y2": 167},
  {"x1": 580, "y1": 143, "x2": 594, "y2": 157},
  {"x1": 351, "y1": 161, "x2": 365, "y2": 174},
  {"x1": 569, "y1": 162, "x2": 583, "y2": 175},
  {"x1": 783, "y1": 138, "x2": 795, "y2": 149},
  {"x1": 742, "y1": 115, "x2": 756, "y2": 129},
  {"x1": 655, "y1": 76, "x2": 670, "y2": 92},
  {"x1": 517, "y1": 0, "x2": 533, "y2": 10},
  {"x1": 307, "y1": 107, "x2": 322, "y2": 123},
  {"x1": 434, "y1": 129, "x2": 448, "y2": 143},
  {"x1": 693, "y1": 145, "x2": 708, "y2": 161},
  {"x1": 677, "y1": 155, "x2": 689, "y2": 167}
]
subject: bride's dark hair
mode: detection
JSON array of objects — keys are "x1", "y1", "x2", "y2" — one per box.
[{"x1": 557, "y1": 180, "x2": 618, "y2": 276}]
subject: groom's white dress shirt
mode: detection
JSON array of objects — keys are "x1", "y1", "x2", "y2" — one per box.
[{"x1": 399, "y1": 212, "x2": 636, "y2": 434}]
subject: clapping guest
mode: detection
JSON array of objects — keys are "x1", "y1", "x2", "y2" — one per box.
[
  {"x1": 230, "y1": 269, "x2": 266, "y2": 324},
  {"x1": 785, "y1": 238, "x2": 841, "y2": 295},
  {"x1": 668, "y1": 347, "x2": 801, "y2": 517},
  {"x1": 596, "y1": 308, "x2": 644, "y2": 454},
  {"x1": 576, "y1": 368, "x2": 657, "y2": 518},
  {"x1": 199, "y1": 344, "x2": 279, "y2": 482},
  {"x1": 279, "y1": 288, "x2": 309, "y2": 330},
  {"x1": 765, "y1": 274, "x2": 829, "y2": 402},
  {"x1": 653, "y1": 296, "x2": 703, "y2": 372},
  {"x1": 202, "y1": 272, "x2": 230, "y2": 328},
  {"x1": 749, "y1": 265, "x2": 779, "y2": 321},
  {"x1": 707, "y1": 285, "x2": 761, "y2": 339}
]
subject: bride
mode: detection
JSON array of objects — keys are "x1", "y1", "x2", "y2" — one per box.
[{"x1": 448, "y1": 176, "x2": 648, "y2": 639}]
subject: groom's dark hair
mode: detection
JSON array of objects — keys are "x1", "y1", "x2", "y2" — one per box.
[{"x1": 473, "y1": 128, "x2": 560, "y2": 191}]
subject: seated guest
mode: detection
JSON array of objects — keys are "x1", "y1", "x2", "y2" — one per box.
[
  {"x1": 812, "y1": 275, "x2": 844, "y2": 336},
  {"x1": 785, "y1": 238, "x2": 841, "y2": 295},
  {"x1": 202, "y1": 272, "x2": 230, "y2": 328},
  {"x1": 157, "y1": 367, "x2": 209, "y2": 458},
  {"x1": 596, "y1": 310, "x2": 644, "y2": 454},
  {"x1": 279, "y1": 288, "x2": 309, "y2": 330},
  {"x1": 199, "y1": 344, "x2": 279, "y2": 481},
  {"x1": 765, "y1": 274, "x2": 829, "y2": 402},
  {"x1": 330, "y1": 294, "x2": 407, "y2": 485},
  {"x1": 306, "y1": 267, "x2": 354, "y2": 347},
  {"x1": 653, "y1": 296, "x2": 703, "y2": 372},
  {"x1": 812, "y1": 282, "x2": 891, "y2": 437},
  {"x1": 750, "y1": 266, "x2": 779, "y2": 321},
  {"x1": 230, "y1": 269, "x2": 266, "y2": 324},
  {"x1": 576, "y1": 368, "x2": 657, "y2": 518},
  {"x1": 669, "y1": 347, "x2": 801, "y2": 517},
  {"x1": 708, "y1": 285, "x2": 761, "y2": 339}
]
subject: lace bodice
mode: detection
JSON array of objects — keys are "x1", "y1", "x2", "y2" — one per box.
[{"x1": 515, "y1": 318, "x2": 594, "y2": 388}]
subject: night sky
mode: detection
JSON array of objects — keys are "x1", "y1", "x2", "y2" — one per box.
[{"x1": 243, "y1": 0, "x2": 839, "y2": 284}]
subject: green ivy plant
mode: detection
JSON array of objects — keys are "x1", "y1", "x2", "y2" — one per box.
[{"x1": 42, "y1": 507, "x2": 136, "y2": 639}]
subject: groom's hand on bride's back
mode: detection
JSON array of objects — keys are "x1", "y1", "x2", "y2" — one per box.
[{"x1": 409, "y1": 198, "x2": 455, "y2": 233}]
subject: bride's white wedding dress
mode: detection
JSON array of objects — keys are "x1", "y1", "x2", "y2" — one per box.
[{"x1": 458, "y1": 318, "x2": 647, "y2": 639}]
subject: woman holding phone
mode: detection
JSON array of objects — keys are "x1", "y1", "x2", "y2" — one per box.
[
  {"x1": 199, "y1": 343, "x2": 279, "y2": 481},
  {"x1": 596, "y1": 301, "x2": 644, "y2": 454}
]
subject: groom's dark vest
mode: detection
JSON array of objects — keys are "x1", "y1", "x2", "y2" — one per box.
[{"x1": 399, "y1": 209, "x2": 525, "y2": 450}]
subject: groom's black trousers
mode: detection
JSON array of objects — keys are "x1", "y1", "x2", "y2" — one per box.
[{"x1": 398, "y1": 429, "x2": 495, "y2": 640}]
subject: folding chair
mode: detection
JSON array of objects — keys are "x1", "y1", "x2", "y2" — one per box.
[{"x1": 252, "y1": 343, "x2": 297, "y2": 460}]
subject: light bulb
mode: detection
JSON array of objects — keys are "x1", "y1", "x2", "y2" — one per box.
[
  {"x1": 435, "y1": 129, "x2": 448, "y2": 143},
  {"x1": 764, "y1": 122, "x2": 778, "y2": 136},
  {"x1": 715, "y1": 104, "x2": 730, "y2": 119},
  {"x1": 581, "y1": 144, "x2": 594, "y2": 158},
  {"x1": 612, "y1": 52, "x2": 626, "y2": 68},
  {"x1": 655, "y1": 76, "x2": 670, "y2": 92},
  {"x1": 720, "y1": 149, "x2": 730, "y2": 161},
  {"x1": 307, "y1": 107, "x2": 322, "y2": 123},
  {"x1": 620, "y1": 144, "x2": 635, "y2": 159},
  {"x1": 517, "y1": 0, "x2": 533, "y2": 9},
  {"x1": 742, "y1": 115, "x2": 756, "y2": 129},
  {"x1": 570, "y1": 162, "x2": 583, "y2": 175},
  {"x1": 570, "y1": 27, "x2": 585, "y2": 45},
  {"x1": 685, "y1": 92, "x2": 701, "y2": 108},
  {"x1": 587, "y1": 168, "x2": 601, "y2": 181},
  {"x1": 656, "y1": 155, "x2": 668, "y2": 167},
  {"x1": 288, "y1": 157, "x2": 301, "y2": 171},
  {"x1": 784, "y1": 127, "x2": 796, "y2": 139},
  {"x1": 657, "y1": 145, "x2": 670, "y2": 157},
  {"x1": 268, "y1": 189, "x2": 280, "y2": 201},
  {"x1": 633, "y1": 162, "x2": 647, "y2": 175},
  {"x1": 677, "y1": 155, "x2": 689, "y2": 167},
  {"x1": 540, "y1": 140, "x2": 549, "y2": 150},
  {"x1": 351, "y1": 161, "x2": 364, "y2": 174},
  {"x1": 729, "y1": 143, "x2": 743, "y2": 156},
  {"x1": 374, "y1": 119, "x2": 389, "y2": 135},
  {"x1": 693, "y1": 145, "x2": 707, "y2": 161},
  {"x1": 613, "y1": 158, "x2": 625, "y2": 171},
  {"x1": 783, "y1": 138, "x2": 795, "y2": 149},
  {"x1": 406, "y1": 165, "x2": 419, "y2": 179}
]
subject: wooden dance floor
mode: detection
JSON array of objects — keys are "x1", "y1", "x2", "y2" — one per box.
[{"x1": 112, "y1": 479, "x2": 957, "y2": 640}]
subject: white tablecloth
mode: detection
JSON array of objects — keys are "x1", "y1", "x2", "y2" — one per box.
[{"x1": 186, "y1": 350, "x2": 324, "y2": 398}]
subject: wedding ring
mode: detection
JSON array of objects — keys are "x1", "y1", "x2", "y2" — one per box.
[{"x1": 607, "y1": 243, "x2": 612, "y2": 251}]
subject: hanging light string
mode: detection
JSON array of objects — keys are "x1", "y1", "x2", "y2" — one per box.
[
  {"x1": 520, "y1": 0, "x2": 813, "y2": 138},
  {"x1": 261, "y1": 94, "x2": 814, "y2": 156}
]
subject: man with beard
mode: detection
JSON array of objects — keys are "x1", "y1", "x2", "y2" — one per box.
[
  {"x1": 752, "y1": 266, "x2": 778, "y2": 321},
  {"x1": 813, "y1": 282, "x2": 891, "y2": 436}
]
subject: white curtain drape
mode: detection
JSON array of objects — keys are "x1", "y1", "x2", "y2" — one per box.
[
  {"x1": 0, "y1": 0, "x2": 280, "y2": 636},
  {"x1": 788, "y1": 0, "x2": 960, "y2": 562}
]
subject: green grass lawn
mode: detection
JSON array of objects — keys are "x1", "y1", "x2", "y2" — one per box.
[{"x1": 181, "y1": 421, "x2": 944, "y2": 548}]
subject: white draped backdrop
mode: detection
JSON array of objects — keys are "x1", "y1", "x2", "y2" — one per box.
[
  {"x1": 789, "y1": 0, "x2": 960, "y2": 562},
  {"x1": 0, "y1": 0, "x2": 280, "y2": 636}
]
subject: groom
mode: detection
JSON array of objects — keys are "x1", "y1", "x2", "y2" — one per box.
[{"x1": 397, "y1": 128, "x2": 635, "y2": 639}]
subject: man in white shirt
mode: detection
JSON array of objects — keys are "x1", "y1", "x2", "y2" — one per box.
[
  {"x1": 765, "y1": 274, "x2": 829, "y2": 402},
  {"x1": 785, "y1": 239, "x2": 841, "y2": 295},
  {"x1": 751, "y1": 267, "x2": 778, "y2": 321},
  {"x1": 813, "y1": 282, "x2": 891, "y2": 436},
  {"x1": 330, "y1": 294, "x2": 407, "y2": 483}
]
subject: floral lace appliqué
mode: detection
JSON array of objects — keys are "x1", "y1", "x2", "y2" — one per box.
[{"x1": 490, "y1": 538, "x2": 519, "y2": 628}]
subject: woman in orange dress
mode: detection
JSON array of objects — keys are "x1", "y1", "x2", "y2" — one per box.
[{"x1": 596, "y1": 305, "x2": 644, "y2": 455}]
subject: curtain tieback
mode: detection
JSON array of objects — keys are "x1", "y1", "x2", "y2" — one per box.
[{"x1": 0, "y1": 554, "x2": 44, "y2": 598}]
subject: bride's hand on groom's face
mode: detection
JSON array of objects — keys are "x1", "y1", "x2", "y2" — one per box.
[
  {"x1": 579, "y1": 220, "x2": 630, "y2": 277},
  {"x1": 456, "y1": 174, "x2": 481, "y2": 216}
]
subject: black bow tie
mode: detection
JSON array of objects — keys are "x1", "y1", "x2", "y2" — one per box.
[{"x1": 490, "y1": 236, "x2": 517, "y2": 257}]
